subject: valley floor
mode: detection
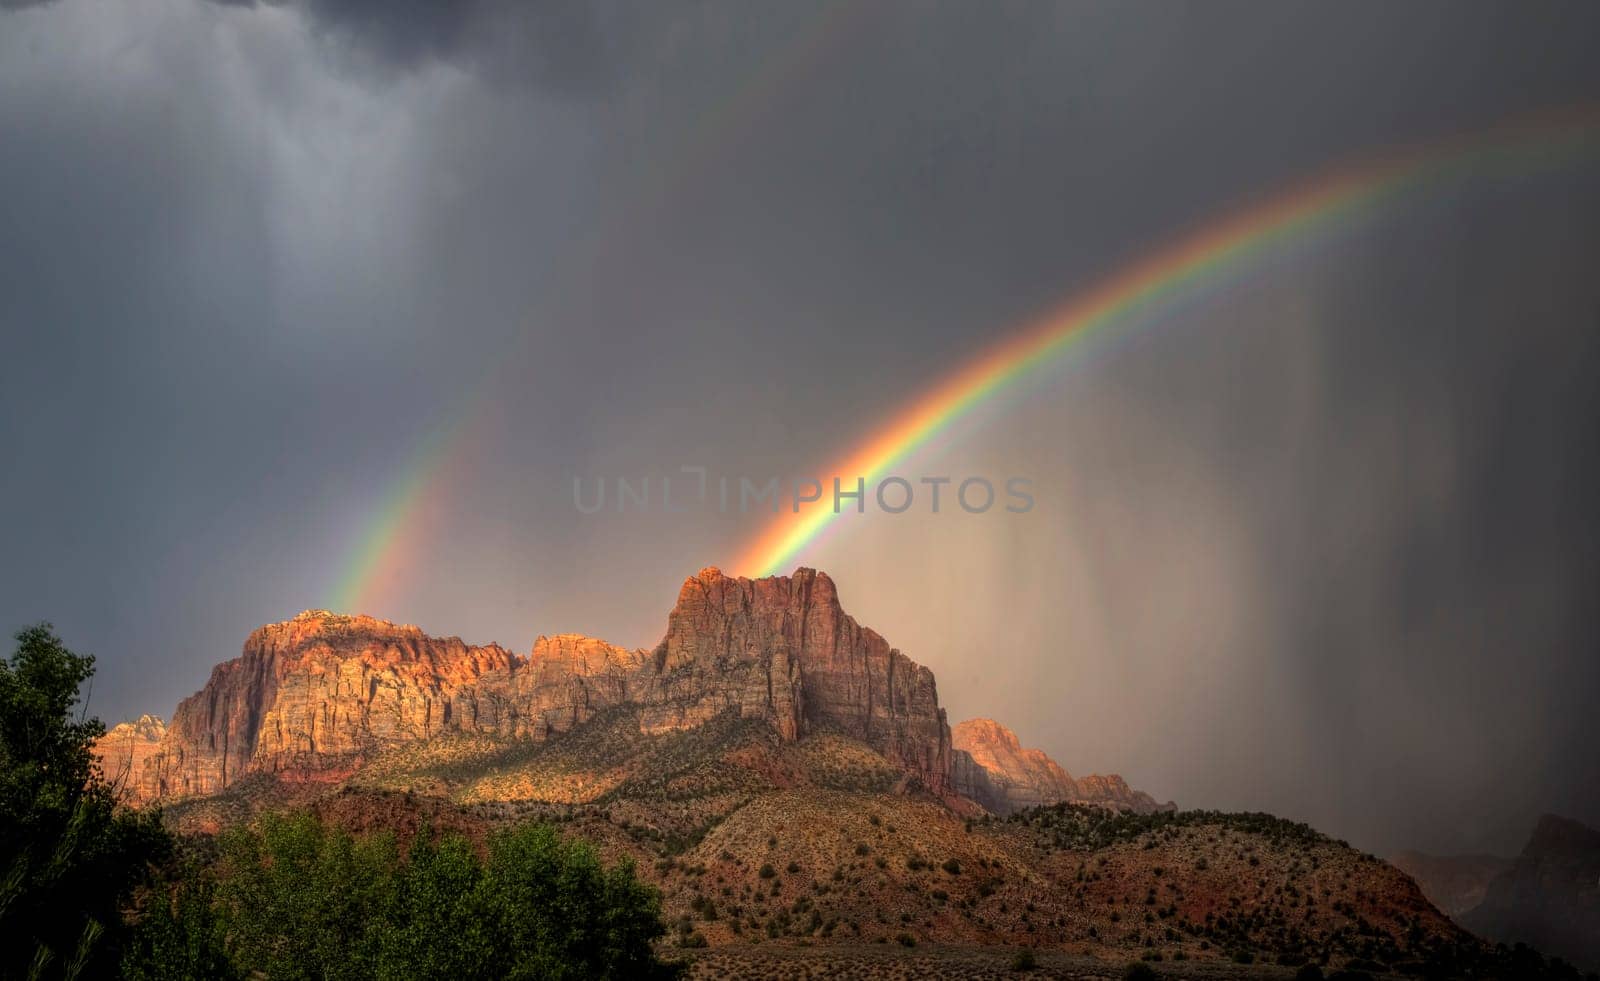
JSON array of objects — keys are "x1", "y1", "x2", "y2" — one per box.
[{"x1": 681, "y1": 943, "x2": 1344, "y2": 980}]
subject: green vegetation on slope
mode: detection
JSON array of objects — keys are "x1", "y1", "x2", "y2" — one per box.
[
  {"x1": 1002, "y1": 802, "x2": 1337, "y2": 852},
  {"x1": 126, "y1": 814, "x2": 678, "y2": 980},
  {"x1": 0, "y1": 623, "x2": 680, "y2": 981}
]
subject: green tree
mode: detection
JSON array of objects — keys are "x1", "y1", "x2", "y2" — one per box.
[
  {"x1": 0, "y1": 623, "x2": 169, "y2": 979},
  {"x1": 212, "y1": 812, "x2": 399, "y2": 980},
  {"x1": 206, "y1": 814, "x2": 677, "y2": 980},
  {"x1": 120, "y1": 865, "x2": 237, "y2": 981},
  {"x1": 479, "y1": 822, "x2": 673, "y2": 980},
  {"x1": 374, "y1": 832, "x2": 494, "y2": 978}
]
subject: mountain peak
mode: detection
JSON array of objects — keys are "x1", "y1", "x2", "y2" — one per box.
[
  {"x1": 1527, "y1": 813, "x2": 1600, "y2": 854},
  {"x1": 98, "y1": 565, "x2": 950, "y2": 803},
  {"x1": 953, "y1": 717, "x2": 1024, "y2": 751},
  {"x1": 92, "y1": 565, "x2": 1165, "y2": 821},
  {"x1": 951, "y1": 716, "x2": 1170, "y2": 815}
]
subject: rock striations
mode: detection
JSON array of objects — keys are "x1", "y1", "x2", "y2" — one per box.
[
  {"x1": 94, "y1": 567, "x2": 1157, "y2": 815},
  {"x1": 95, "y1": 714, "x2": 168, "y2": 797}
]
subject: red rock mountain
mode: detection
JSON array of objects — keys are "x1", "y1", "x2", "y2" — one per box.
[
  {"x1": 95, "y1": 567, "x2": 1155, "y2": 815},
  {"x1": 951, "y1": 717, "x2": 1171, "y2": 815},
  {"x1": 94, "y1": 714, "x2": 167, "y2": 796}
]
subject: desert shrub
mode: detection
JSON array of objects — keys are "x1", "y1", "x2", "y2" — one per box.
[
  {"x1": 1123, "y1": 963, "x2": 1159, "y2": 981},
  {"x1": 759, "y1": 863, "x2": 776, "y2": 879},
  {"x1": 895, "y1": 932, "x2": 917, "y2": 947},
  {"x1": 1010, "y1": 947, "x2": 1037, "y2": 971},
  {"x1": 942, "y1": 858, "x2": 962, "y2": 875}
]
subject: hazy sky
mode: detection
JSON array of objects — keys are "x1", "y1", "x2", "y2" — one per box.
[{"x1": 2, "y1": 0, "x2": 1597, "y2": 857}]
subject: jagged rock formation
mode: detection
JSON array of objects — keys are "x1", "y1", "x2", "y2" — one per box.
[
  {"x1": 100, "y1": 613, "x2": 520, "y2": 800},
  {"x1": 1463, "y1": 814, "x2": 1600, "y2": 971},
  {"x1": 652, "y1": 568, "x2": 951, "y2": 794},
  {"x1": 94, "y1": 714, "x2": 168, "y2": 797},
  {"x1": 950, "y1": 717, "x2": 1171, "y2": 815},
  {"x1": 96, "y1": 568, "x2": 969, "y2": 806},
  {"x1": 1390, "y1": 850, "x2": 1513, "y2": 918}
]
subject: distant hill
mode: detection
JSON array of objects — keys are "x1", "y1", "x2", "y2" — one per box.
[
  {"x1": 1464, "y1": 815, "x2": 1600, "y2": 972},
  {"x1": 1390, "y1": 850, "x2": 1513, "y2": 918}
]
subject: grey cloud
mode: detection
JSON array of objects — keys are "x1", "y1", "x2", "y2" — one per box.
[
  {"x1": 1, "y1": 0, "x2": 1598, "y2": 861},
  {"x1": 213, "y1": 0, "x2": 613, "y2": 89}
]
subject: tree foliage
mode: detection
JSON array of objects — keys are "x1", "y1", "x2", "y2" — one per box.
[
  {"x1": 128, "y1": 813, "x2": 678, "y2": 980},
  {"x1": 0, "y1": 624, "x2": 169, "y2": 979}
]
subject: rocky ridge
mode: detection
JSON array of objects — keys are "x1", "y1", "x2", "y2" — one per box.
[
  {"x1": 94, "y1": 567, "x2": 1157, "y2": 817},
  {"x1": 1389, "y1": 850, "x2": 1513, "y2": 918},
  {"x1": 95, "y1": 714, "x2": 167, "y2": 796},
  {"x1": 950, "y1": 717, "x2": 1172, "y2": 815},
  {"x1": 1463, "y1": 814, "x2": 1600, "y2": 971}
]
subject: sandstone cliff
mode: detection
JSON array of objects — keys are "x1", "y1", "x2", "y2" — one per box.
[
  {"x1": 94, "y1": 714, "x2": 168, "y2": 797},
  {"x1": 98, "y1": 612, "x2": 520, "y2": 800},
  {"x1": 950, "y1": 717, "x2": 1171, "y2": 815},
  {"x1": 99, "y1": 568, "x2": 956, "y2": 805},
  {"x1": 650, "y1": 568, "x2": 951, "y2": 795}
]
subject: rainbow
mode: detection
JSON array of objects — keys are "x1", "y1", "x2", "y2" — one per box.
[
  {"x1": 330, "y1": 412, "x2": 471, "y2": 613},
  {"x1": 326, "y1": 3, "x2": 867, "y2": 614},
  {"x1": 735, "y1": 106, "x2": 1600, "y2": 578}
]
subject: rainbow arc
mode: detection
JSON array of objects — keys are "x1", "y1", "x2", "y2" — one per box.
[{"x1": 733, "y1": 106, "x2": 1600, "y2": 577}]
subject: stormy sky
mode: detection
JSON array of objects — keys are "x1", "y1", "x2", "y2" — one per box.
[{"x1": 3, "y1": 0, "x2": 1598, "y2": 856}]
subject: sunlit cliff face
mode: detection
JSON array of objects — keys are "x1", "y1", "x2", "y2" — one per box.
[
  {"x1": 2, "y1": 1, "x2": 1598, "y2": 857},
  {"x1": 795, "y1": 208, "x2": 1600, "y2": 857}
]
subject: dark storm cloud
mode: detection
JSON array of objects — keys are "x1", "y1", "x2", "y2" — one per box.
[
  {"x1": 2, "y1": 0, "x2": 1598, "y2": 860},
  {"x1": 0, "y1": 0, "x2": 614, "y2": 87},
  {"x1": 212, "y1": 0, "x2": 613, "y2": 88}
]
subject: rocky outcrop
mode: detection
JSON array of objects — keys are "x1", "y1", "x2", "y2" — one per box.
[
  {"x1": 1463, "y1": 814, "x2": 1600, "y2": 971},
  {"x1": 124, "y1": 612, "x2": 519, "y2": 799},
  {"x1": 951, "y1": 718, "x2": 1076, "y2": 811},
  {"x1": 649, "y1": 568, "x2": 952, "y2": 795},
  {"x1": 1389, "y1": 850, "x2": 1513, "y2": 918},
  {"x1": 950, "y1": 717, "x2": 1170, "y2": 815},
  {"x1": 100, "y1": 568, "x2": 955, "y2": 805},
  {"x1": 93, "y1": 714, "x2": 168, "y2": 800}
]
